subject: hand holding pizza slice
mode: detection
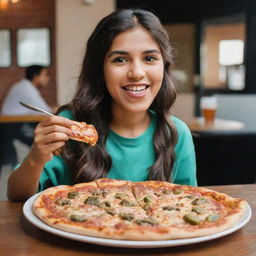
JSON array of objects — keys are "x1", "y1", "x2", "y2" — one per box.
[{"x1": 31, "y1": 116, "x2": 98, "y2": 165}]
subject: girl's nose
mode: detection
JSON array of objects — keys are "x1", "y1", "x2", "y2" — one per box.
[{"x1": 127, "y1": 61, "x2": 145, "y2": 81}]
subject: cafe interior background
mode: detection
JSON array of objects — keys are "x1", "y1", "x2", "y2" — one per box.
[{"x1": 0, "y1": 0, "x2": 256, "y2": 200}]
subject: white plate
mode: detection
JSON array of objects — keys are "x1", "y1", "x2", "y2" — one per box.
[{"x1": 23, "y1": 193, "x2": 252, "y2": 248}]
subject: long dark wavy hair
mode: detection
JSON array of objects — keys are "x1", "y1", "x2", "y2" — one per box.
[{"x1": 58, "y1": 8, "x2": 178, "y2": 183}]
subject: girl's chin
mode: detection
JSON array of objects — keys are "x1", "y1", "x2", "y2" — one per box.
[
  {"x1": 112, "y1": 100, "x2": 153, "y2": 114},
  {"x1": 123, "y1": 105, "x2": 151, "y2": 114}
]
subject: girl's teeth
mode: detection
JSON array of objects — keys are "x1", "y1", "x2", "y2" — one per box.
[{"x1": 125, "y1": 86, "x2": 146, "y2": 91}]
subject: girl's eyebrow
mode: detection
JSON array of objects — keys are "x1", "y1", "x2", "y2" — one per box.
[
  {"x1": 107, "y1": 49, "x2": 161, "y2": 58},
  {"x1": 108, "y1": 50, "x2": 128, "y2": 58}
]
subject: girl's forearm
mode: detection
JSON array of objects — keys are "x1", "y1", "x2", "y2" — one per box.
[{"x1": 7, "y1": 154, "x2": 45, "y2": 201}]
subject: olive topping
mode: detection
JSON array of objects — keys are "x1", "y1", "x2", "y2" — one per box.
[
  {"x1": 162, "y1": 189, "x2": 171, "y2": 195},
  {"x1": 191, "y1": 197, "x2": 208, "y2": 205},
  {"x1": 67, "y1": 191, "x2": 79, "y2": 199},
  {"x1": 115, "y1": 192, "x2": 128, "y2": 199},
  {"x1": 143, "y1": 195, "x2": 152, "y2": 203},
  {"x1": 135, "y1": 218, "x2": 155, "y2": 225},
  {"x1": 102, "y1": 191, "x2": 107, "y2": 197},
  {"x1": 184, "y1": 194, "x2": 195, "y2": 199},
  {"x1": 105, "y1": 208, "x2": 116, "y2": 216},
  {"x1": 163, "y1": 206, "x2": 180, "y2": 211},
  {"x1": 120, "y1": 199, "x2": 136, "y2": 207},
  {"x1": 192, "y1": 206, "x2": 205, "y2": 214},
  {"x1": 84, "y1": 196, "x2": 101, "y2": 207},
  {"x1": 119, "y1": 212, "x2": 134, "y2": 221},
  {"x1": 183, "y1": 214, "x2": 201, "y2": 225},
  {"x1": 55, "y1": 199, "x2": 71, "y2": 206},
  {"x1": 173, "y1": 189, "x2": 183, "y2": 195},
  {"x1": 206, "y1": 214, "x2": 220, "y2": 222},
  {"x1": 91, "y1": 191, "x2": 100, "y2": 196},
  {"x1": 102, "y1": 201, "x2": 111, "y2": 207},
  {"x1": 70, "y1": 214, "x2": 87, "y2": 222}
]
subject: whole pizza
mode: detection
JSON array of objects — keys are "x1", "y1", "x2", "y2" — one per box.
[{"x1": 33, "y1": 178, "x2": 247, "y2": 240}]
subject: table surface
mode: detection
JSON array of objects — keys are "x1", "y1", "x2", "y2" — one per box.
[
  {"x1": 183, "y1": 117, "x2": 245, "y2": 132},
  {"x1": 0, "y1": 115, "x2": 47, "y2": 123},
  {"x1": 0, "y1": 184, "x2": 255, "y2": 256}
]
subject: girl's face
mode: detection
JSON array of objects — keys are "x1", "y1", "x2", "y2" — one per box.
[{"x1": 104, "y1": 26, "x2": 164, "y2": 114}]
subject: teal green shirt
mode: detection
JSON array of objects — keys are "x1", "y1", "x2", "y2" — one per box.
[{"x1": 39, "y1": 111, "x2": 197, "y2": 191}]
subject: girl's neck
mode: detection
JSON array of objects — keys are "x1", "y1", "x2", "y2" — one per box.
[{"x1": 110, "y1": 108, "x2": 151, "y2": 138}]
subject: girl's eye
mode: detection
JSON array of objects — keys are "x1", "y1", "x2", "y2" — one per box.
[
  {"x1": 112, "y1": 56, "x2": 128, "y2": 63},
  {"x1": 144, "y1": 55, "x2": 158, "y2": 62}
]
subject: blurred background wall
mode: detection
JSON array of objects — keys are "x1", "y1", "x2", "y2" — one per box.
[{"x1": 56, "y1": 0, "x2": 115, "y2": 105}]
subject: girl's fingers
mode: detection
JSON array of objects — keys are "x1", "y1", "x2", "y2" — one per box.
[
  {"x1": 31, "y1": 116, "x2": 73, "y2": 158},
  {"x1": 34, "y1": 132, "x2": 70, "y2": 145},
  {"x1": 35, "y1": 124, "x2": 72, "y2": 137},
  {"x1": 39, "y1": 115, "x2": 73, "y2": 128}
]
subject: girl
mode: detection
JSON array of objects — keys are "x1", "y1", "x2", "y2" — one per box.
[{"x1": 8, "y1": 9, "x2": 197, "y2": 201}]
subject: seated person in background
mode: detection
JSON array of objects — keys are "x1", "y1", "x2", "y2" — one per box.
[
  {"x1": 0, "y1": 65, "x2": 53, "y2": 166},
  {"x1": 1, "y1": 64, "x2": 52, "y2": 115}
]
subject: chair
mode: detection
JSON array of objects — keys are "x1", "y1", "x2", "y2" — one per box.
[
  {"x1": 0, "y1": 122, "x2": 35, "y2": 168},
  {"x1": 193, "y1": 132, "x2": 256, "y2": 186}
]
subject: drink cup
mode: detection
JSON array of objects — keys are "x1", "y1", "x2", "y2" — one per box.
[{"x1": 200, "y1": 96, "x2": 217, "y2": 125}]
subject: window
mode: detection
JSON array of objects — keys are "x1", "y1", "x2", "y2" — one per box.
[
  {"x1": 17, "y1": 28, "x2": 51, "y2": 67},
  {"x1": 219, "y1": 40, "x2": 244, "y2": 66},
  {"x1": 0, "y1": 29, "x2": 11, "y2": 68}
]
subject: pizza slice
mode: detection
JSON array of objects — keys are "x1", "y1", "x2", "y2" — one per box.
[
  {"x1": 33, "y1": 181, "x2": 125, "y2": 237},
  {"x1": 95, "y1": 179, "x2": 154, "y2": 225},
  {"x1": 69, "y1": 120, "x2": 98, "y2": 146},
  {"x1": 132, "y1": 181, "x2": 163, "y2": 211},
  {"x1": 143, "y1": 182, "x2": 246, "y2": 238}
]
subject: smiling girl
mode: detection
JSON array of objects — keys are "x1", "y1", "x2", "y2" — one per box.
[{"x1": 8, "y1": 9, "x2": 197, "y2": 201}]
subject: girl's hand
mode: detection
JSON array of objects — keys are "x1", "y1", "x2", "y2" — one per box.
[{"x1": 28, "y1": 116, "x2": 73, "y2": 165}]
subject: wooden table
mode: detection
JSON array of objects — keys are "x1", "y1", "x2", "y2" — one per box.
[
  {"x1": 183, "y1": 117, "x2": 244, "y2": 132},
  {"x1": 0, "y1": 115, "x2": 47, "y2": 123},
  {"x1": 0, "y1": 184, "x2": 255, "y2": 256}
]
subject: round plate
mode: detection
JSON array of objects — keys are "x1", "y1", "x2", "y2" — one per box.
[{"x1": 23, "y1": 193, "x2": 252, "y2": 248}]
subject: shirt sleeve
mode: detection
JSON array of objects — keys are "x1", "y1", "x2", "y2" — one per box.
[
  {"x1": 170, "y1": 116, "x2": 198, "y2": 186},
  {"x1": 172, "y1": 152, "x2": 197, "y2": 186},
  {"x1": 39, "y1": 155, "x2": 72, "y2": 191}
]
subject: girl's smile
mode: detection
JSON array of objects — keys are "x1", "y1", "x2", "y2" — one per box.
[{"x1": 122, "y1": 83, "x2": 149, "y2": 98}]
